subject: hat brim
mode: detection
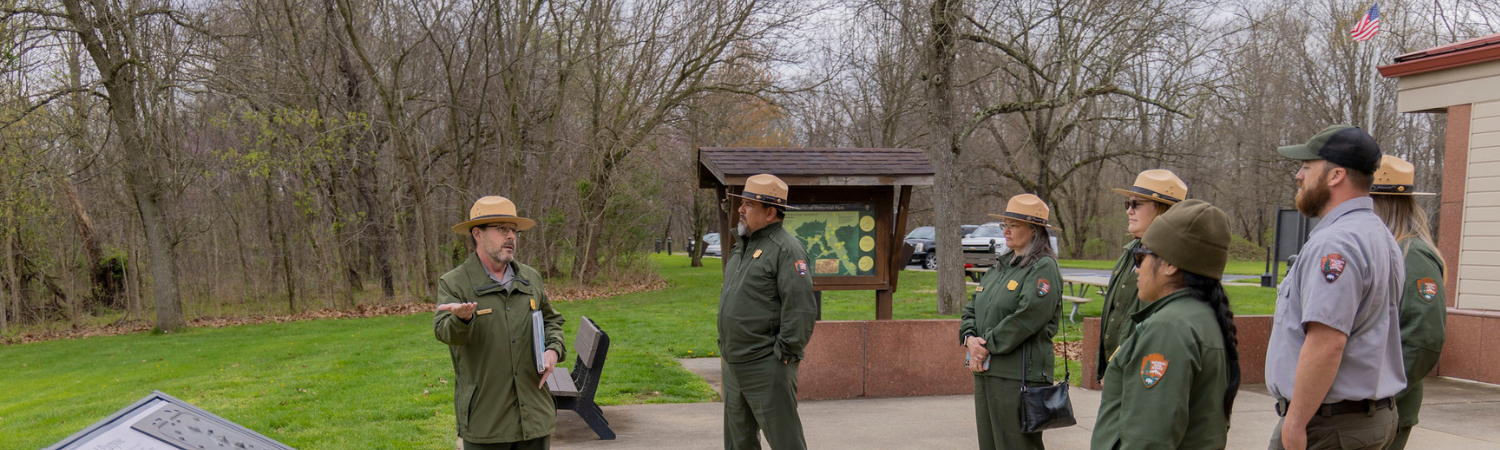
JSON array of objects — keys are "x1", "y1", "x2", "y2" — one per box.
[
  {"x1": 1111, "y1": 188, "x2": 1178, "y2": 205},
  {"x1": 1370, "y1": 191, "x2": 1437, "y2": 196},
  {"x1": 452, "y1": 216, "x2": 537, "y2": 235},
  {"x1": 1277, "y1": 144, "x2": 1321, "y2": 161},
  {"x1": 727, "y1": 192, "x2": 800, "y2": 210},
  {"x1": 987, "y1": 213, "x2": 1053, "y2": 228}
]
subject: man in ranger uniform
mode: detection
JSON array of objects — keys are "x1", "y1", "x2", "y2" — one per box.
[
  {"x1": 718, "y1": 173, "x2": 818, "y2": 450},
  {"x1": 1268, "y1": 125, "x2": 1407, "y2": 450},
  {"x1": 435, "y1": 196, "x2": 566, "y2": 450}
]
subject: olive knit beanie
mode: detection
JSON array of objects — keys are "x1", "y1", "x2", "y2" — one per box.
[{"x1": 1141, "y1": 199, "x2": 1231, "y2": 280}]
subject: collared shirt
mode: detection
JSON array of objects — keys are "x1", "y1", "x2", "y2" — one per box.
[
  {"x1": 717, "y1": 221, "x2": 818, "y2": 364},
  {"x1": 1097, "y1": 239, "x2": 1143, "y2": 381},
  {"x1": 1266, "y1": 197, "x2": 1407, "y2": 402},
  {"x1": 1092, "y1": 289, "x2": 1230, "y2": 450}
]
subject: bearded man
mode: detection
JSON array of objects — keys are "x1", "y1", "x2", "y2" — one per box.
[
  {"x1": 1265, "y1": 126, "x2": 1407, "y2": 450},
  {"x1": 435, "y1": 196, "x2": 566, "y2": 450}
]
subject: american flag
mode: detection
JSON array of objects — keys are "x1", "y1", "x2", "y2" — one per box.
[{"x1": 1351, "y1": 4, "x2": 1380, "y2": 42}]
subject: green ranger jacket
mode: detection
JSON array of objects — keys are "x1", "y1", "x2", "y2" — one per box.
[
  {"x1": 1092, "y1": 289, "x2": 1230, "y2": 450},
  {"x1": 959, "y1": 253, "x2": 1063, "y2": 383},
  {"x1": 1394, "y1": 238, "x2": 1446, "y2": 428},
  {"x1": 434, "y1": 255, "x2": 567, "y2": 444},
  {"x1": 1097, "y1": 239, "x2": 1144, "y2": 381},
  {"x1": 718, "y1": 221, "x2": 818, "y2": 364}
]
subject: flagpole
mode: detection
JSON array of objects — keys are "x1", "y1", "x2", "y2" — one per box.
[{"x1": 1366, "y1": 45, "x2": 1378, "y2": 132}]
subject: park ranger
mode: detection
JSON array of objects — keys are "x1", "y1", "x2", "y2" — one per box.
[
  {"x1": 435, "y1": 196, "x2": 567, "y2": 450},
  {"x1": 1091, "y1": 199, "x2": 1240, "y2": 450},
  {"x1": 960, "y1": 193, "x2": 1063, "y2": 450},
  {"x1": 1267, "y1": 125, "x2": 1406, "y2": 450},
  {"x1": 1097, "y1": 169, "x2": 1188, "y2": 382},
  {"x1": 718, "y1": 173, "x2": 818, "y2": 450},
  {"x1": 1370, "y1": 155, "x2": 1447, "y2": 450}
]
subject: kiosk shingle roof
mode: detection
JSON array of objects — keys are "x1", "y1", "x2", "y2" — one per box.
[{"x1": 698, "y1": 147, "x2": 934, "y2": 187}]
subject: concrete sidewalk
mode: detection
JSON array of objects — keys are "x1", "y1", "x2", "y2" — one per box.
[{"x1": 552, "y1": 359, "x2": 1500, "y2": 449}]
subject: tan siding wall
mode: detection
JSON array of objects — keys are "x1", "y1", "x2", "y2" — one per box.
[
  {"x1": 1460, "y1": 100, "x2": 1500, "y2": 310},
  {"x1": 1395, "y1": 60, "x2": 1500, "y2": 112}
]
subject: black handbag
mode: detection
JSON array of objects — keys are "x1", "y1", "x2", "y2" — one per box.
[{"x1": 1019, "y1": 329, "x2": 1076, "y2": 433}]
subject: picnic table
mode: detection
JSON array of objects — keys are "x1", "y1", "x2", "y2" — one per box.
[{"x1": 1060, "y1": 274, "x2": 1110, "y2": 322}]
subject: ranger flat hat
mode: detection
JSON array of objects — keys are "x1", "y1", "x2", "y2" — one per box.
[
  {"x1": 1277, "y1": 125, "x2": 1382, "y2": 175},
  {"x1": 989, "y1": 193, "x2": 1053, "y2": 228},
  {"x1": 1371, "y1": 155, "x2": 1435, "y2": 196},
  {"x1": 1141, "y1": 199, "x2": 1230, "y2": 280},
  {"x1": 1111, "y1": 169, "x2": 1187, "y2": 205},
  {"x1": 728, "y1": 174, "x2": 800, "y2": 210},
  {"x1": 451, "y1": 196, "x2": 537, "y2": 234}
]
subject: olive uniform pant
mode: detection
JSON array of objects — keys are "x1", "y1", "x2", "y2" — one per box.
[
  {"x1": 1269, "y1": 405, "x2": 1397, "y2": 450},
  {"x1": 462, "y1": 436, "x2": 549, "y2": 450},
  {"x1": 722, "y1": 355, "x2": 806, "y2": 450},
  {"x1": 974, "y1": 376, "x2": 1047, "y2": 450}
]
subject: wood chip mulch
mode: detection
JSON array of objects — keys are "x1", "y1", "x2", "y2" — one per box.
[
  {"x1": 1, "y1": 278, "x2": 668, "y2": 346},
  {"x1": 1054, "y1": 340, "x2": 1082, "y2": 360}
]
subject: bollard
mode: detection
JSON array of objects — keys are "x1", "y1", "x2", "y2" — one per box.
[{"x1": 667, "y1": 237, "x2": 673, "y2": 255}]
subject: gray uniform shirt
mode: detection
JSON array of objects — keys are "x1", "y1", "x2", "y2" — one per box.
[{"x1": 1267, "y1": 197, "x2": 1408, "y2": 402}]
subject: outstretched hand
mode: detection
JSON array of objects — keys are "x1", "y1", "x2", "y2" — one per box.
[{"x1": 437, "y1": 302, "x2": 478, "y2": 321}]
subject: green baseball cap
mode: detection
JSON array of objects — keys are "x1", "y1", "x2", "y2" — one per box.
[
  {"x1": 1141, "y1": 199, "x2": 1230, "y2": 280},
  {"x1": 1277, "y1": 125, "x2": 1382, "y2": 174}
]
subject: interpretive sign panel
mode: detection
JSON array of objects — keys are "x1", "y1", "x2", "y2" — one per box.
[
  {"x1": 784, "y1": 202, "x2": 878, "y2": 277},
  {"x1": 44, "y1": 391, "x2": 294, "y2": 450}
]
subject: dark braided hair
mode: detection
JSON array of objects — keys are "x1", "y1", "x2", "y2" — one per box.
[{"x1": 1183, "y1": 271, "x2": 1240, "y2": 422}]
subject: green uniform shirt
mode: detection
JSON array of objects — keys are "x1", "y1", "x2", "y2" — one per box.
[
  {"x1": 1097, "y1": 239, "x2": 1143, "y2": 381},
  {"x1": 1394, "y1": 238, "x2": 1446, "y2": 428},
  {"x1": 718, "y1": 221, "x2": 818, "y2": 364},
  {"x1": 959, "y1": 253, "x2": 1063, "y2": 383},
  {"x1": 434, "y1": 255, "x2": 567, "y2": 444},
  {"x1": 1092, "y1": 289, "x2": 1230, "y2": 450}
]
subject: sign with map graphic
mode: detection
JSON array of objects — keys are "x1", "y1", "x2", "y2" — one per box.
[{"x1": 784, "y1": 202, "x2": 878, "y2": 277}]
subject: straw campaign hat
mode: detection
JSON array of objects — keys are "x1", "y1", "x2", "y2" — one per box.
[
  {"x1": 989, "y1": 194, "x2": 1053, "y2": 228},
  {"x1": 1112, "y1": 169, "x2": 1187, "y2": 205},
  {"x1": 1141, "y1": 199, "x2": 1231, "y2": 280},
  {"x1": 451, "y1": 196, "x2": 537, "y2": 234},
  {"x1": 1371, "y1": 155, "x2": 1435, "y2": 196},
  {"x1": 728, "y1": 174, "x2": 800, "y2": 210}
]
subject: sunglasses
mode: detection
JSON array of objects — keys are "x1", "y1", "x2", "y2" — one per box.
[
  {"x1": 1125, "y1": 200, "x2": 1150, "y2": 211},
  {"x1": 1131, "y1": 246, "x2": 1156, "y2": 269}
]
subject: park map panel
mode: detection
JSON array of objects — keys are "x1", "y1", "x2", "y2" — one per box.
[{"x1": 784, "y1": 203, "x2": 877, "y2": 277}]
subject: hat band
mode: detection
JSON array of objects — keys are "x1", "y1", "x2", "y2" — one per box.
[
  {"x1": 1002, "y1": 211, "x2": 1047, "y2": 226},
  {"x1": 744, "y1": 192, "x2": 788, "y2": 206},
  {"x1": 1129, "y1": 186, "x2": 1181, "y2": 203},
  {"x1": 1371, "y1": 184, "x2": 1416, "y2": 194},
  {"x1": 470, "y1": 213, "x2": 519, "y2": 220}
]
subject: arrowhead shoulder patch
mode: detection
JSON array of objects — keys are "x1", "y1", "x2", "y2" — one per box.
[
  {"x1": 1417, "y1": 277, "x2": 1438, "y2": 303},
  {"x1": 1141, "y1": 353, "x2": 1169, "y2": 388},
  {"x1": 795, "y1": 260, "x2": 808, "y2": 277},
  {"x1": 1320, "y1": 254, "x2": 1346, "y2": 283},
  {"x1": 1037, "y1": 279, "x2": 1051, "y2": 297}
]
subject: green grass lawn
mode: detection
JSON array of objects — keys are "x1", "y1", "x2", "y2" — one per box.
[{"x1": 0, "y1": 253, "x2": 1278, "y2": 449}]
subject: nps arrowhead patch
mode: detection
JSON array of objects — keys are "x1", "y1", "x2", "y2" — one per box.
[
  {"x1": 1321, "y1": 254, "x2": 1346, "y2": 283},
  {"x1": 1037, "y1": 279, "x2": 1051, "y2": 297},
  {"x1": 1418, "y1": 277, "x2": 1438, "y2": 303},
  {"x1": 1141, "y1": 353, "x2": 1169, "y2": 388},
  {"x1": 795, "y1": 260, "x2": 808, "y2": 277}
]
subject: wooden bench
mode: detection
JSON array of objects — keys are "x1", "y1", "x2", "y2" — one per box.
[
  {"x1": 547, "y1": 316, "x2": 614, "y2": 439},
  {"x1": 961, "y1": 244, "x2": 1001, "y2": 282},
  {"x1": 1062, "y1": 295, "x2": 1091, "y2": 323}
]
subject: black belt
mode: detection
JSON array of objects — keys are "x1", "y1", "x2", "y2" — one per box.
[{"x1": 1275, "y1": 398, "x2": 1393, "y2": 417}]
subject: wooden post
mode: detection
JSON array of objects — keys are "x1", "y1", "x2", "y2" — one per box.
[
  {"x1": 888, "y1": 186, "x2": 913, "y2": 291},
  {"x1": 875, "y1": 290, "x2": 893, "y2": 320},
  {"x1": 717, "y1": 186, "x2": 730, "y2": 277}
]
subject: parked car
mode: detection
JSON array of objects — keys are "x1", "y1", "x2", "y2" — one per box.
[
  {"x1": 904, "y1": 224, "x2": 979, "y2": 270},
  {"x1": 701, "y1": 233, "x2": 721, "y2": 257},
  {"x1": 960, "y1": 222, "x2": 1060, "y2": 267}
]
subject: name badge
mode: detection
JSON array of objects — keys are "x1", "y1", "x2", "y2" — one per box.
[
  {"x1": 475, "y1": 308, "x2": 493, "y2": 316},
  {"x1": 975, "y1": 286, "x2": 984, "y2": 292}
]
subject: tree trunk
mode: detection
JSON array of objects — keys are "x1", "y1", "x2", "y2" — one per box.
[{"x1": 925, "y1": 0, "x2": 967, "y2": 315}]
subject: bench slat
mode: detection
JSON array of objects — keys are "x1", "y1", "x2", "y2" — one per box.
[
  {"x1": 576, "y1": 316, "x2": 603, "y2": 369},
  {"x1": 548, "y1": 367, "x2": 580, "y2": 396},
  {"x1": 1062, "y1": 295, "x2": 1092, "y2": 304}
]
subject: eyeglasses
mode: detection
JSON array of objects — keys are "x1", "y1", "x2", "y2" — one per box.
[
  {"x1": 1131, "y1": 246, "x2": 1156, "y2": 269},
  {"x1": 1125, "y1": 200, "x2": 1149, "y2": 211},
  {"x1": 481, "y1": 224, "x2": 521, "y2": 235}
]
